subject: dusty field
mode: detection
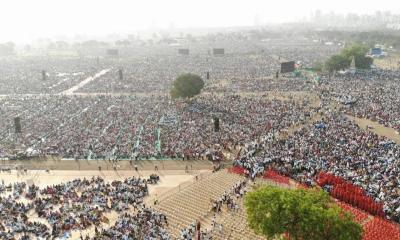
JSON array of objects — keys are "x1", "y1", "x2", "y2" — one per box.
[
  {"x1": 1, "y1": 159, "x2": 213, "y2": 171},
  {"x1": 347, "y1": 115, "x2": 400, "y2": 144},
  {"x1": 374, "y1": 53, "x2": 400, "y2": 70},
  {"x1": 0, "y1": 169, "x2": 206, "y2": 189}
]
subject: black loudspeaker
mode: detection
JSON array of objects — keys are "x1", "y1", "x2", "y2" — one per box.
[
  {"x1": 213, "y1": 117, "x2": 220, "y2": 132},
  {"x1": 14, "y1": 117, "x2": 21, "y2": 134},
  {"x1": 206, "y1": 71, "x2": 210, "y2": 80},
  {"x1": 42, "y1": 70, "x2": 46, "y2": 81},
  {"x1": 118, "y1": 69, "x2": 123, "y2": 80}
]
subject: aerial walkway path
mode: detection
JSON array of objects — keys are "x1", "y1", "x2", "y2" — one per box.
[{"x1": 60, "y1": 68, "x2": 111, "y2": 95}]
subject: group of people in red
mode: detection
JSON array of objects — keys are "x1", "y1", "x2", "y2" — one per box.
[
  {"x1": 316, "y1": 172, "x2": 385, "y2": 217},
  {"x1": 228, "y1": 166, "x2": 400, "y2": 240},
  {"x1": 363, "y1": 217, "x2": 400, "y2": 240},
  {"x1": 227, "y1": 166, "x2": 246, "y2": 175},
  {"x1": 229, "y1": 167, "x2": 386, "y2": 218},
  {"x1": 263, "y1": 169, "x2": 291, "y2": 185}
]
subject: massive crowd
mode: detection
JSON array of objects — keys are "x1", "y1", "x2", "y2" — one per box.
[
  {"x1": 0, "y1": 38, "x2": 339, "y2": 95},
  {"x1": 2, "y1": 35, "x2": 400, "y2": 239},
  {"x1": 0, "y1": 57, "x2": 104, "y2": 94},
  {"x1": 0, "y1": 38, "x2": 338, "y2": 160},
  {"x1": 0, "y1": 94, "x2": 314, "y2": 160},
  {"x1": 89, "y1": 210, "x2": 169, "y2": 240},
  {"x1": 318, "y1": 69, "x2": 400, "y2": 131},
  {"x1": 0, "y1": 175, "x2": 165, "y2": 239},
  {"x1": 235, "y1": 113, "x2": 400, "y2": 222}
]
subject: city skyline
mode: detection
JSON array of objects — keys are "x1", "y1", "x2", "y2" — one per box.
[{"x1": 0, "y1": 0, "x2": 399, "y2": 43}]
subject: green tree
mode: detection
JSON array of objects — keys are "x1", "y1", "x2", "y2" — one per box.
[
  {"x1": 341, "y1": 43, "x2": 373, "y2": 69},
  {"x1": 170, "y1": 73, "x2": 204, "y2": 99},
  {"x1": 325, "y1": 54, "x2": 351, "y2": 72},
  {"x1": 325, "y1": 43, "x2": 373, "y2": 72},
  {"x1": 245, "y1": 186, "x2": 363, "y2": 240}
]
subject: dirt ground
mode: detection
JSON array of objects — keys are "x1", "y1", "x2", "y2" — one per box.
[
  {"x1": 347, "y1": 115, "x2": 400, "y2": 144},
  {"x1": 373, "y1": 53, "x2": 400, "y2": 70},
  {"x1": 0, "y1": 169, "x2": 206, "y2": 188},
  {"x1": 1, "y1": 158, "x2": 213, "y2": 171}
]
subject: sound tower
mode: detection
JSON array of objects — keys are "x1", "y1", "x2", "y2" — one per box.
[
  {"x1": 213, "y1": 117, "x2": 220, "y2": 132},
  {"x1": 118, "y1": 69, "x2": 123, "y2": 80},
  {"x1": 206, "y1": 71, "x2": 210, "y2": 80},
  {"x1": 42, "y1": 70, "x2": 46, "y2": 81},
  {"x1": 14, "y1": 117, "x2": 21, "y2": 134},
  {"x1": 178, "y1": 48, "x2": 189, "y2": 55}
]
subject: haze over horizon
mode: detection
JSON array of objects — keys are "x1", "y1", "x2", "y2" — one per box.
[{"x1": 1, "y1": 0, "x2": 399, "y2": 43}]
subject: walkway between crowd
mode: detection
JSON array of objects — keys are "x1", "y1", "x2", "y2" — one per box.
[
  {"x1": 347, "y1": 115, "x2": 400, "y2": 144},
  {"x1": 60, "y1": 68, "x2": 111, "y2": 95}
]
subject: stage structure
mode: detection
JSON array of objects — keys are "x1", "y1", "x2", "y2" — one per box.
[
  {"x1": 42, "y1": 70, "x2": 47, "y2": 81},
  {"x1": 118, "y1": 69, "x2": 123, "y2": 80}
]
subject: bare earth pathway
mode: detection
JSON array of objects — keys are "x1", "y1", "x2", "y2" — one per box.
[
  {"x1": 60, "y1": 68, "x2": 111, "y2": 95},
  {"x1": 347, "y1": 115, "x2": 400, "y2": 144}
]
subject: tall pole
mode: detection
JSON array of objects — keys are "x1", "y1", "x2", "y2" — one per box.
[{"x1": 196, "y1": 221, "x2": 201, "y2": 240}]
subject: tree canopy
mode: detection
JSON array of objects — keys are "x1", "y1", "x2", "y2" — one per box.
[
  {"x1": 311, "y1": 30, "x2": 400, "y2": 49},
  {"x1": 245, "y1": 186, "x2": 363, "y2": 240},
  {"x1": 325, "y1": 43, "x2": 373, "y2": 72},
  {"x1": 170, "y1": 73, "x2": 204, "y2": 99},
  {"x1": 325, "y1": 54, "x2": 351, "y2": 72}
]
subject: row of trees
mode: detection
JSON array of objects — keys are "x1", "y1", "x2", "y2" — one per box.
[
  {"x1": 245, "y1": 186, "x2": 363, "y2": 240},
  {"x1": 311, "y1": 30, "x2": 400, "y2": 49},
  {"x1": 315, "y1": 43, "x2": 373, "y2": 73}
]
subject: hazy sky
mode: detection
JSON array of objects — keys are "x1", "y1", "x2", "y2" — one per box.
[{"x1": 1, "y1": 0, "x2": 399, "y2": 42}]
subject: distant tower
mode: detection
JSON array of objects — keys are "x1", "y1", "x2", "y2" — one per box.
[{"x1": 118, "y1": 69, "x2": 123, "y2": 80}]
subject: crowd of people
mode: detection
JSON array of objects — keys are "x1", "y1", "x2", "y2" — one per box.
[
  {"x1": 0, "y1": 57, "x2": 103, "y2": 94},
  {"x1": 0, "y1": 38, "x2": 339, "y2": 95},
  {"x1": 0, "y1": 94, "x2": 313, "y2": 161},
  {"x1": 0, "y1": 38, "x2": 335, "y2": 162},
  {"x1": 179, "y1": 179, "x2": 248, "y2": 240},
  {"x1": 88, "y1": 210, "x2": 169, "y2": 240},
  {"x1": 235, "y1": 112, "x2": 400, "y2": 222},
  {"x1": 0, "y1": 175, "x2": 164, "y2": 239},
  {"x1": 2, "y1": 35, "x2": 400, "y2": 239},
  {"x1": 319, "y1": 69, "x2": 400, "y2": 131},
  {"x1": 210, "y1": 179, "x2": 247, "y2": 214}
]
